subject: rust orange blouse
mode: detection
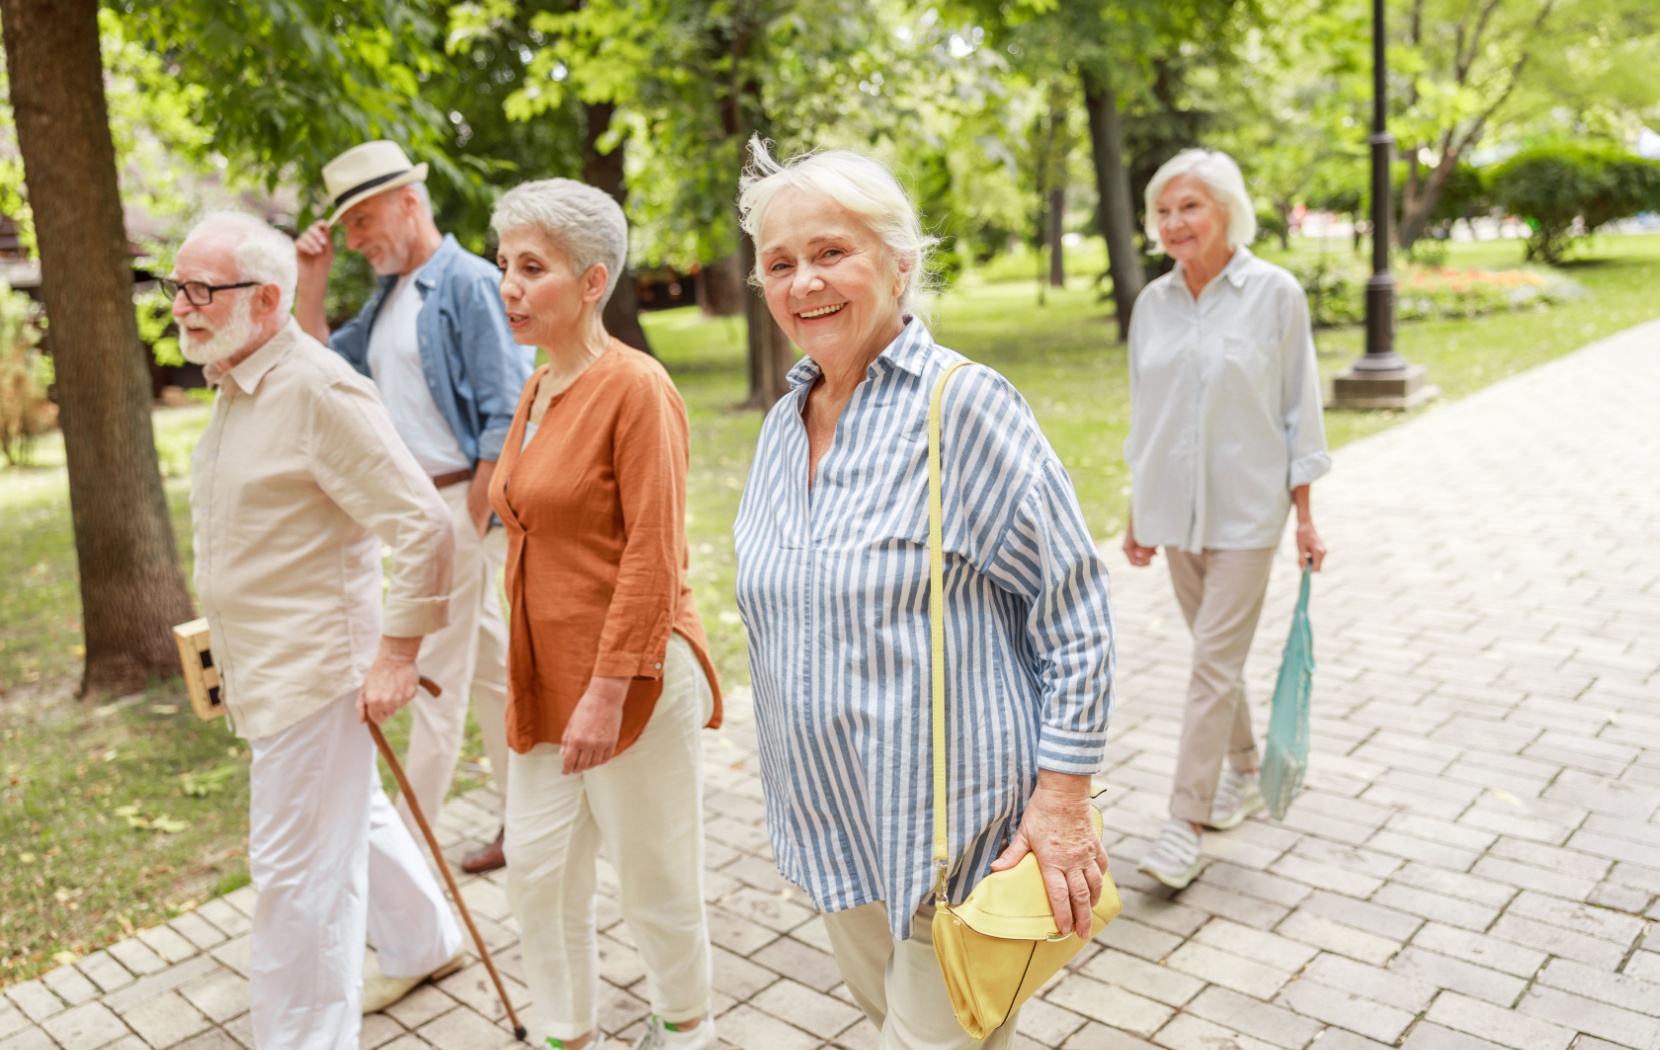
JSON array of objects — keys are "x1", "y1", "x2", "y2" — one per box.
[{"x1": 489, "y1": 340, "x2": 721, "y2": 756}]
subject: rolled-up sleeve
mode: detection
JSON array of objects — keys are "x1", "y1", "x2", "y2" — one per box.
[
  {"x1": 308, "y1": 378, "x2": 453, "y2": 637},
  {"x1": 594, "y1": 371, "x2": 686, "y2": 680},
  {"x1": 1279, "y1": 282, "x2": 1332, "y2": 489},
  {"x1": 457, "y1": 272, "x2": 531, "y2": 462}
]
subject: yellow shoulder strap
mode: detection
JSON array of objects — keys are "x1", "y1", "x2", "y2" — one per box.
[{"x1": 929, "y1": 360, "x2": 973, "y2": 900}]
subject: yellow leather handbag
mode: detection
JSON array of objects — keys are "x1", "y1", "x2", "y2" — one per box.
[{"x1": 925, "y1": 361, "x2": 1121, "y2": 1040}]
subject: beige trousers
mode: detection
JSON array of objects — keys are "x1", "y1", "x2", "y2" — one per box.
[
  {"x1": 396, "y1": 479, "x2": 511, "y2": 841},
  {"x1": 821, "y1": 902, "x2": 1019, "y2": 1050},
  {"x1": 1167, "y1": 547, "x2": 1277, "y2": 824},
  {"x1": 504, "y1": 634, "x2": 714, "y2": 1042}
]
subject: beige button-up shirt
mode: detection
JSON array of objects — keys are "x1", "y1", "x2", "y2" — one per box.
[{"x1": 190, "y1": 320, "x2": 453, "y2": 740}]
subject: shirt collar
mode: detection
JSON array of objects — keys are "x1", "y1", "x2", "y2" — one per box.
[
  {"x1": 410, "y1": 234, "x2": 462, "y2": 293},
  {"x1": 1171, "y1": 244, "x2": 1257, "y2": 292},
  {"x1": 209, "y1": 319, "x2": 299, "y2": 394},
  {"x1": 786, "y1": 316, "x2": 935, "y2": 390}
]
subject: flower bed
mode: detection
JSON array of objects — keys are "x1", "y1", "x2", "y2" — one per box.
[{"x1": 1288, "y1": 255, "x2": 1585, "y2": 328}]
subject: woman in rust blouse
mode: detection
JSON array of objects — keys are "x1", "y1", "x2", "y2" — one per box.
[{"x1": 487, "y1": 178, "x2": 722, "y2": 1050}]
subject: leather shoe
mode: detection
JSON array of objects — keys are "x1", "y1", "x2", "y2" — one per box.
[{"x1": 461, "y1": 827, "x2": 505, "y2": 874}]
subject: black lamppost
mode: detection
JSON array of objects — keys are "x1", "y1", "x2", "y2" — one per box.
[{"x1": 1331, "y1": 0, "x2": 1436, "y2": 408}]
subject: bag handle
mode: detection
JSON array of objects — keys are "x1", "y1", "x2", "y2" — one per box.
[{"x1": 930, "y1": 361, "x2": 975, "y2": 901}]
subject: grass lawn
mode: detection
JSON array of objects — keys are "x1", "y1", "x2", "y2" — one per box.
[{"x1": 3, "y1": 231, "x2": 1657, "y2": 982}]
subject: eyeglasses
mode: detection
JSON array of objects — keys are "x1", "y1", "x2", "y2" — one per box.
[{"x1": 159, "y1": 278, "x2": 258, "y2": 306}]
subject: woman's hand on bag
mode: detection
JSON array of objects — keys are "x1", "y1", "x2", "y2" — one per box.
[
  {"x1": 1122, "y1": 523, "x2": 1157, "y2": 568},
  {"x1": 990, "y1": 771, "x2": 1110, "y2": 938},
  {"x1": 561, "y1": 676, "x2": 630, "y2": 775}
]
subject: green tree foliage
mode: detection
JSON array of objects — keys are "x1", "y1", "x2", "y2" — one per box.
[{"x1": 1490, "y1": 142, "x2": 1660, "y2": 263}]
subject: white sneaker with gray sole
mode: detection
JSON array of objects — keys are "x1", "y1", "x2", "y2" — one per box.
[
  {"x1": 1207, "y1": 768, "x2": 1266, "y2": 830},
  {"x1": 1138, "y1": 818, "x2": 1204, "y2": 890}
]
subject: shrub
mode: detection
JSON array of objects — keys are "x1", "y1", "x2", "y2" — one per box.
[
  {"x1": 0, "y1": 281, "x2": 51, "y2": 466},
  {"x1": 1490, "y1": 143, "x2": 1660, "y2": 264}
]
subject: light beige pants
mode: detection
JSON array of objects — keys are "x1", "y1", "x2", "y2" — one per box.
[
  {"x1": 821, "y1": 902, "x2": 1019, "y2": 1050},
  {"x1": 1167, "y1": 547, "x2": 1277, "y2": 824},
  {"x1": 504, "y1": 633, "x2": 714, "y2": 1042},
  {"x1": 396, "y1": 479, "x2": 511, "y2": 841}
]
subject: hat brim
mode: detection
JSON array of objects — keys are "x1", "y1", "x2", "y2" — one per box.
[{"x1": 326, "y1": 163, "x2": 429, "y2": 226}]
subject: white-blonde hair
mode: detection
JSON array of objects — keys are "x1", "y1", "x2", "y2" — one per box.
[
  {"x1": 738, "y1": 136, "x2": 937, "y2": 318},
  {"x1": 1144, "y1": 148, "x2": 1257, "y2": 252},
  {"x1": 491, "y1": 178, "x2": 628, "y2": 308},
  {"x1": 187, "y1": 212, "x2": 298, "y2": 316}
]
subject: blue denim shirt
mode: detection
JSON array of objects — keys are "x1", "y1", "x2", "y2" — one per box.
[{"x1": 328, "y1": 235, "x2": 533, "y2": 464}]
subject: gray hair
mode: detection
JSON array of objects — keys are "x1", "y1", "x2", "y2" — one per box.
[
  {"x1": 1144, "y1": 148, "x2": 1258, "y2": 252},
  {"x1": 188, "y1": 211, "x2": 298, "y2": 316},
  {"x1": 738, "y1": 136, "x2": 938, "y2": 319},
  {"x1": 491, "y1": 179, "x2": 628, "y2": 308}
]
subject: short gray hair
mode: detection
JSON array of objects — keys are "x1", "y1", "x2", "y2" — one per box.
[
  {"x1": 738, "y1": 136, "x2": 938, "y2": 318},
  {"x1": 1144, "y1": 148, "x2": 1257, "y2": 252},
  {"x1": 188, "y1": 211, "x2": 298, "y2": 316},
  {"x1": 491, "y1": 179, "x2": 628, "y2": 308}
]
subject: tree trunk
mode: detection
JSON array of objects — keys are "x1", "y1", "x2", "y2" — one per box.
[
  {"x1": 700, "y1": 255, "x2": 745, "y2": 316},
  {"x1": 1397, "y1": 149, "x2": 1460, "y2": 249},
  {"x1": 1048, "y1": 186, "x2": 1065, "y2": 287},
  {"x1": 1080, "y1": 63, "x2": 1144, "y2": 342},
  {"x1": 582, "y1": 99, "x2": 653, "y2": 354},
  {"x1": 1, "y1": 0, "x2": 195, "y2": 696}
]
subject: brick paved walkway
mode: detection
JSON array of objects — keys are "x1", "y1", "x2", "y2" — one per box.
[{"x1": 5, "y1": 319, "x2": 1658, "y2": 1049}]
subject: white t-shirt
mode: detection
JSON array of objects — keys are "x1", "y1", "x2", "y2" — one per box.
[{"x1": 367, "y1": 277, "x2": 470, "y2": 476}]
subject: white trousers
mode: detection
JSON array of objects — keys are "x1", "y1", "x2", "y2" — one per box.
[
  {"x1": 247, "y1": 691, "x2": 463, "y2": 1050},
  {"x1": 396, "y1": 479, "x2": 511, "y2": 840},
  {"x1": 504, "y1": 634, "x2": 714, "y2": 1042},
  {"x1": 822, "y1": 903, "x2": 1019, "y2": 1050}
]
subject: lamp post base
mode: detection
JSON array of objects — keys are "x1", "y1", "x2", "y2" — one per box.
[{"x1": 1328, "y1": 363, "x2": 1439, "y2": 410}]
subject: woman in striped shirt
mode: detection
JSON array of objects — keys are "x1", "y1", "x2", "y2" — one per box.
[{"x1": 733, "y1": 138, "x2": 1118, "y2": 1048}]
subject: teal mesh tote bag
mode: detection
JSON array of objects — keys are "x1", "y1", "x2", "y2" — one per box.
[{"x1": 1261, "y1": 563, "x2": 1314, "y2": 820}]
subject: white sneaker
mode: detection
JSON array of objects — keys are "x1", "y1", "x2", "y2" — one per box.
[
  {"x1": 1207, "y1": 768, "x2": 1266, "y2": 830},
  {"x1": 545, "y1": 1035, "x2": 606, "y2": 1049},
  {"x1": 1138, "y1": 819, "x2": 1204, "y2": 890},
  {"x1": 632, "y1": 1015, "x2": 716, "y2": 1050}
]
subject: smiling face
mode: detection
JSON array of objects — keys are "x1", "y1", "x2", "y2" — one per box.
[
  {"x1": 338, "y1": 186, "x2": 424, "y2": 276},
  {"x1": 496, "y1": 225, "x2": 606, "y2": 349},
  {"x1": 757, "y1": 187, "x2": 907, "y2": 372},
  {"x1": 170, "y1": 231, "x2": 273, "y2": 364},
  {"x1": 1155, "y1": 174, "x2": 1232, "y2": 268}
]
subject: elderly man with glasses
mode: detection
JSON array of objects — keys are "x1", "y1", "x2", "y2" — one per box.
[
  {"x1": 175, "y1": 211, "x2": 464, "y2": 1047},
  {"x1": 294, "y1": 140, "x2": 532, "y2": 875}
]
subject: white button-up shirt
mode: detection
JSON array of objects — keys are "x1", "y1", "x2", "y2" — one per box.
[
  {"x1": 190, "y1": 321, "x2": 453, "y2": 740},
  {"x1": 1124, "y1": 247, "x2": 1331, "y2": 552}
]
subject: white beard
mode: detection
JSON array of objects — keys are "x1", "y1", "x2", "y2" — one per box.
[{"x1": 181, "y1": 296, "x2": 254, "y2": 365}]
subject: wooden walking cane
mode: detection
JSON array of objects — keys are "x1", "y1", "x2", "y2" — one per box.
[{"x1": 370, "y1": 677, "x2": 527, "y2": 1042}]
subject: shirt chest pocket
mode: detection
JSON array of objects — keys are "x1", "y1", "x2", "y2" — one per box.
[{"x1": 1221, "y1": 335, "x2": 1275, "y2": 399}]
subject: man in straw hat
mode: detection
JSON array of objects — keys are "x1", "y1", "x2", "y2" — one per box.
[
  {"x1": 296, "y1": 141, "x2": 531, "y2": 876},
  {"x1": 172, "y1": 211, "x2": 465, "y2": 1046}
]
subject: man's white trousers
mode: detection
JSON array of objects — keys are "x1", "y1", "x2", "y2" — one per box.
[
  {"x1": 397, "y1": 479, "x2": 512, "y2": 838},
  {"x1": 247, "y1": 691, "x2": 462, "y2": 1050}
]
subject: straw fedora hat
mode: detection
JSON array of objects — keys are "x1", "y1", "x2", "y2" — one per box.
[{"x1": 322, "y1": 141, "x2": 429, "y2": 225}]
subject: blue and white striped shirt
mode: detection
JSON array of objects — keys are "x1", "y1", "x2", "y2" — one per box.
[{"x1": 734, "y1": 319, "x2": 1117, "y2": 939}]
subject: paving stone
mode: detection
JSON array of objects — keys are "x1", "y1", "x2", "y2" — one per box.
[
  {"x1": 1424, "y1": 992, "x2": 1574, "y2": 1050},
  {"x1": 178, "y1": 969, "x2": 247, "y2": 1025},
  {"x1": 1486, "y1": 914, "x2": 1627, "y2": 970},
  {"x1": 1400, "y1": 1021, "x2": 1510, "y2": 1049},
  {"x1": 1165, "y1": 941, "x2": 1290, "y2": 999},
  {"x1": 1173, "y1": 882, "x2": 1290, "y2": 930},
  {"x1": 193, "y1": 900, "x2": 250, "y2": 939},
  {"x1": 1096, "y1": 917, "x2": 1183, "y2": 962},
  {"x1": 40, "y1": 966, "x2": 100, "y2": 1007},
  {"x1": 749, "y1": 979, "x2": 861, "y2": 1037},
  {"x1": 1045, "y1": 975, "x2": 1172, "y2": 1038},
  {"x1": 358, "y1": 1013, "x2": 406, "y2": 1049},
  {"x1": 717, "y1": 1003, "x2": 822, "y2": 1050},
  {"x1": 1183, "y1": 986, "x2": 1323, "y2": 1050},
  {"x1": 0, "y1": 1004, "x2": 26, "y2": 1042},
  {"x1": 1372, "y1": 883, "x2": 1502, "y2": 931},
  {"x1": 1274, "y1": 979, "x2": 1414, "y2": 1044},
  {"x1": 1080, "y1": 948, "x2": 1206, "y2": 1006},
  {"x1": 121, "y1": 992, "x2": 210, "y2": 1048},
  {"x1": 382, "y1": 984, "x2": 456, "y2": 1030},
  {"x1": 1274, "y1": 911, "x2": 1400, "y2": 967},
  {"x1": 4, "y1": 983, "x2": 63, "y2": 1024},
  {"x1": 0, "y1": 1028, "x2": 57, "y2": 1050},
  {"x1": 135, "y1": 926, "x2": 200, "y2": 966},
  {"x1": 105, "y1": 940, "x2": 168, "y2": 979},
  {"x1": 1411, "y1": 923, "x2": 1545, "y2": 979},
  {"x1": 1469, "y1": 856, "x2": 1598, "y2": 901},
  {"x1": 174, "y1": 1031, "x2": 244, "y2": 1050},
  {"x1": 1302, "y1": 953, "x2": 1436, "y2": 1013},
  {"x1": 167, "y1": 914, "x2": 228, "y2": 953},
  {"x1": 1192, "y1": 918, "x2": 1319, "y2": 973},
  {"x1": 75, "y1": 953, "x2": 135, "y2": 995},
  {"x1": 415, "y1": 1005, "x2": 518, "y2": 1050},
  {"x1": 1623, "y1": 950, "x2": 1660, "y2": 984},
  {"x1": 1386, "y1": 947, "x2": 1527, "y2": 1007},
  {"x1": 1143, "y1": 1013, "x2": 1279, "y2": 1050},
  {"x1": 1515, "y1": 985, "x2": 1660, "y2": 1049},
  {"x1": 39, "y1": 1001, "x2": 131, "y2": 1050},
  {"x1": 102, "y1": 956, "x2": 219, "y2": 1015},
  {"x1": 1013, "y1": 999, "x2": 1089, "y2": 1046},
  {"x1": 1504, "y1": 889, "x2": 1648, "y2": 945}
]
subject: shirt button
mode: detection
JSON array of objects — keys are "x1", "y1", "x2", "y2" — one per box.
[{"x1": 654, "y1": 662, "x2": 662, "y2": 670}]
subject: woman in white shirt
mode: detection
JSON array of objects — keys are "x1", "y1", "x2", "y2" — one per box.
[{"x1": 1122, "y1": 149, "x2": 1330, "y2": 890}]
